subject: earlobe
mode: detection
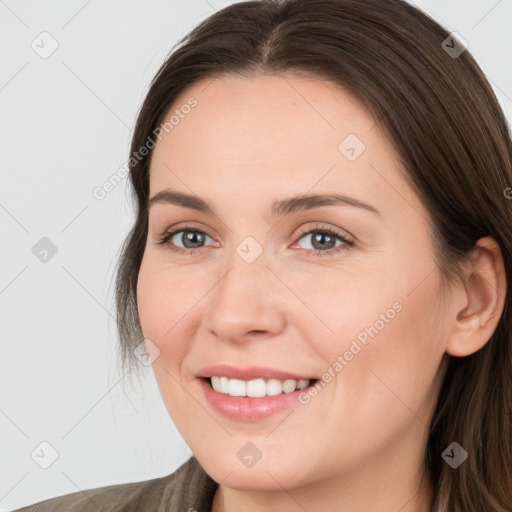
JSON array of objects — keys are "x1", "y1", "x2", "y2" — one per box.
[{"x1": 445, "y1": 236, "x2": 507, "y2": 358}]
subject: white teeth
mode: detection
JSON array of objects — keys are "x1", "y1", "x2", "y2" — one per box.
[
  {"x1": 209, "y1": 376, "x2": 313, "y2": 397},
  {"x1": 219, "y1": 376, "x2": 229, "y2": 394},
  {"x1": 228, "y1": 378, "x2": 246, "y2": 396},
  {"x1": 297, "y1": 379, "x2": 309, "y2": 390},
  {"x1": 282, "y1": 379, "x2": 298, "y2": 393},
  {"x1": 266, "y1": 379, "x2": 283, "y2": 396},
  {"x1": 246, "y1": 378, "x2": 267, "y2": 398}
]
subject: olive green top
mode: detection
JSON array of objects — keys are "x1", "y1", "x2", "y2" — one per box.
[{"x1": 13, "y1": 456, "x2": 218, "y2": 512}]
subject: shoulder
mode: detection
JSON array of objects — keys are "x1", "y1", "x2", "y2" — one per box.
[{"x1": 12, "y1": 456, "x2": 218, "y2": 512}]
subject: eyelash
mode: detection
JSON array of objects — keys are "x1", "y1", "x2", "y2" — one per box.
[{"x1": 156, "y1": 224, "x2": 354, "y2": 257}]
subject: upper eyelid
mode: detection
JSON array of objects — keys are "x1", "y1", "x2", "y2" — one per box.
[{"x1": 295, "y1": 224, "x2": 354, "y2": 242}]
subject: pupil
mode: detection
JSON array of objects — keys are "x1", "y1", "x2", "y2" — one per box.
[
  {"x1": 184, "y1": 231, "x2": 204, "y2": 248},
  {"x1": 313, "y1": 232, "x2": 334, "y2": 250}
]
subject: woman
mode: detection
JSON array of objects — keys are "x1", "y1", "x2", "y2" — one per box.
[{"x1": 15, "y1": 0, "x2": 512, "y2": 510}]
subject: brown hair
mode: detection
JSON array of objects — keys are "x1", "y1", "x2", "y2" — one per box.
[{"x1": 113, "y1": 0, "x2": 512, "y2": 509}]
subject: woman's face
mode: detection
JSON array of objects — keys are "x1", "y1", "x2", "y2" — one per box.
[{"x1": 137, "y1": 74, "x2": 449, "y2": 496}]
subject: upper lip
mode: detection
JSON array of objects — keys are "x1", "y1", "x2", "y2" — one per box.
[{"x1": 196, "y1": 364, "x2": 318, "y2": 381}]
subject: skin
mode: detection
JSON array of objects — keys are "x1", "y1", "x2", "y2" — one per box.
[{"x1": 136, "y1": 74, "x2": 506, "y2": 512}]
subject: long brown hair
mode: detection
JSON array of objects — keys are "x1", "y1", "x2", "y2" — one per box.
[{"x1": 113, "y1": 0, "x2": 512, "y2": 509}]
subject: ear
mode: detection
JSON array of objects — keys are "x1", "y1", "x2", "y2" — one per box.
[{"x1": 445, "y1": 236, "x2": 507, "y2": 357}]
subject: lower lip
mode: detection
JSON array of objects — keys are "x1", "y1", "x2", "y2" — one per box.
[{"x1": 198, "y1": 378, "x2": 315, "y2": 422}]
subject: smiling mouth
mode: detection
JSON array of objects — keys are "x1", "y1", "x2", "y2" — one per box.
[{"x1": 203, "y1": 376, "x2": 319, "y2": 398}]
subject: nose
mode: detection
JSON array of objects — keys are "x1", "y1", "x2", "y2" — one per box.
[{"x1": 203, "y1": 250, "x2": 287, "y2": 343}]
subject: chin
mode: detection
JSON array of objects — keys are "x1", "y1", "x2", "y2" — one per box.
[{"x1": 193, "y1": 443, "x2": 313, "y2": 491}]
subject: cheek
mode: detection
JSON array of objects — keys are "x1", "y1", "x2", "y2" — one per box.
[
  {"x1": 301, "y1": 262, "x2": 445, "y2": 424},
  {"x1": 137, "y1": 254, "x2": 195, "y2": 330},
  {"x1": 136, "y1": 255, "x2": 216, "y2": 376},
  {"x1": 284, "y1": 262, "x2": 403, "y2": 357},
  {"x1": 334, "y1": 270, "x2": 446, "y2": 430},
  {"x1": 136, "y1": 259, "x2": 187, "y2": 362},
  {"x1": 136, "y1": 264, "x2": 166, "y2": 341},
  {"x1": 136, "y1": 260, "x2": 198, "y2": 425}
]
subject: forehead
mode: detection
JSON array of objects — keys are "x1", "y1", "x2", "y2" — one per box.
[{"x1": 148, "y1": 74, "x2": 417, "y2": 218}]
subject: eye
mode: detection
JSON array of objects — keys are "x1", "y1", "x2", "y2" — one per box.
[
  {"x1": 155, "y1": 223, "x2": 354, "y2": 257},
  {"x1": 155, "y1": 227, "x2": 216, "y2": 254},
  {"x1": 292, "y1": 224, "x2": 354, "y2": 257}
]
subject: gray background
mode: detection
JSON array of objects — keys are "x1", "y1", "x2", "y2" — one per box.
[{"x1": 1, "y1": 0, "x2": 511, "y2": 509}]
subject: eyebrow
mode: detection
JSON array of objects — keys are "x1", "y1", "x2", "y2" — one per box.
[{"x1": 148, "y1": 189, "x2": 381, "y2": 217}]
